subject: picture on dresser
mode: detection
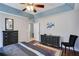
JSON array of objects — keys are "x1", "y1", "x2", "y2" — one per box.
[{"x1": 5, "y1": 18, "x2": 14, "y2": 30}]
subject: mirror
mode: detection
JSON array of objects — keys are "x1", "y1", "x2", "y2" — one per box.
[{"x1": 5, "y1": 18, "x2": 14, "y2": 30}]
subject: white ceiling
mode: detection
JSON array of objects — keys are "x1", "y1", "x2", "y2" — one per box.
[{"x1": 4, "y1": 3, "x2": 64, "y2": 15}]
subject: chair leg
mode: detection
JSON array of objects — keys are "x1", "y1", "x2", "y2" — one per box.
[
  {"x1": 61, "y1": 43, "x2": 63, "y2": 55},
  {"x1": 69, "y1": 47, "x2": 70, "y2": 51},
  {"x1": 73, "y1": 47, "x2": 75, "y2": 55},
  {"x1": 61, "y1": 43, "x2": 62, "y2": 49},
  {"x1": 68, "y1": 47, "x2": 70, "y2": 56},
  {"x1": 65, "y1": 46, "x2": 66, "y2": 55}
]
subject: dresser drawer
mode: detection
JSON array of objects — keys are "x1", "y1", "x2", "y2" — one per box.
[{"x1": 3, "y1": 31, "x2": 18, "y2": 46}]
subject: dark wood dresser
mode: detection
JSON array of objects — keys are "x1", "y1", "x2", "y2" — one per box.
[
  {"x1": 3, "y1": 31, "x2": 18, "y2": 46},
  {"x1": 41, "y1": 34, "x2": 60, "y2": 48}
]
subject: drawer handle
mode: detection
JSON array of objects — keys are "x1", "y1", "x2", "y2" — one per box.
[
  {"x1": 5, "y1": 39, "x2": 7, "y2": 41},
  {"x1": 5, "y1": 33, "x2": 7, "y2": 34}
]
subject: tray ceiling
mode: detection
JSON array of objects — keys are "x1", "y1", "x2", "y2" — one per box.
[{"x1": 4, "y1": 3, "x2": 63, "y2": 14}]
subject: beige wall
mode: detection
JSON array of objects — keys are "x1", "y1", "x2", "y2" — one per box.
[
  {"x1": 35, "y1": 5, "x2": 79, "y2": 51},
  {"x1": 0, "y1": 12, "x2": 32, "y2": 47}
]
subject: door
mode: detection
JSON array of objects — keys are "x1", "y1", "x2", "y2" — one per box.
[{"x1": 34, "y1": 22, "x2": 40, "y2": 42}]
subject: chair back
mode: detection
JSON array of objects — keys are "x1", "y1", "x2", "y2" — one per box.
[{"x1": 69, "y1": 35, "x2": 78, "y2": 46}]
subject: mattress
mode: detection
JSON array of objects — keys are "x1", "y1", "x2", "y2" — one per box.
[{"x1": 0, "y1": 42, "x2": 62, "y2": 56}]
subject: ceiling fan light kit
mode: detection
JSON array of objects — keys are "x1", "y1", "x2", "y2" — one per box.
[
  {"x1": 26, "y1": 5, "x2": 34, "y2": 11},
  {"x1": 21, "y1": 3, "x2": 44, "y2": 13}
]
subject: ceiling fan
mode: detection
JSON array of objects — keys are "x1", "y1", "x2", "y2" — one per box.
[{"x1": 20, "y1": 3, "x2": 44, "y2": 13}]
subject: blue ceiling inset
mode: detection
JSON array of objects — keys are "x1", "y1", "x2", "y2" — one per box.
[
  {"x1": 0, "y1": 3, "x2": 34, "y2": 20},
  {"x1": 34, "y1": 3, "x2": 75, "y2": 22},
  {"x1": 0, "y1": 3, "x2": 75, "y2": 22}
]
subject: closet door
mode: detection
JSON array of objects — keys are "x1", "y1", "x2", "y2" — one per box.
[{"x1": 34, "y1": 22, "x2": 40, "y2": 42}]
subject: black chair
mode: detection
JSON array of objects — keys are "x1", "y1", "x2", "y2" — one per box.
[{"x1": 61, "y1": 34, "x2": 78, "y2": 55}]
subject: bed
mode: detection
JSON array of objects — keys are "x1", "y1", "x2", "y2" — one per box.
[{"x1": 0, "y1": 42, "x2": 62, "y2": 56}]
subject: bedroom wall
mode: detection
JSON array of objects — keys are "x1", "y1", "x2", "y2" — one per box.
[
  {"x1": 35, "y1": 4, "x2": 79, "y2": 51},
  {"x1": 0, "y1": 12, "x2": 32, "y2": 47}
]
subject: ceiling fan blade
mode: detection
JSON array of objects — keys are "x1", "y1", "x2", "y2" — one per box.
[
  {"x1": 22, "y1": 8, "x2": 26, "y2": 11},
  {"x1": 33, "y1": 9, "x2": 37, "y2": 12},
  {"x1": 35, "y1": 5, "x2": 44, "y2": 8},
  {"x1": 20, "y1": 3, "x2": 25, "y2": 4}
]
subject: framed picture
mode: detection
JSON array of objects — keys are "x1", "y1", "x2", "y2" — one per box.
[
  {"x1": 5, "y1": 18, "x2": 14, "y2": 30},
  {"x1": 47, "y1": 21, "x2": 55, "y2": 29}
]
